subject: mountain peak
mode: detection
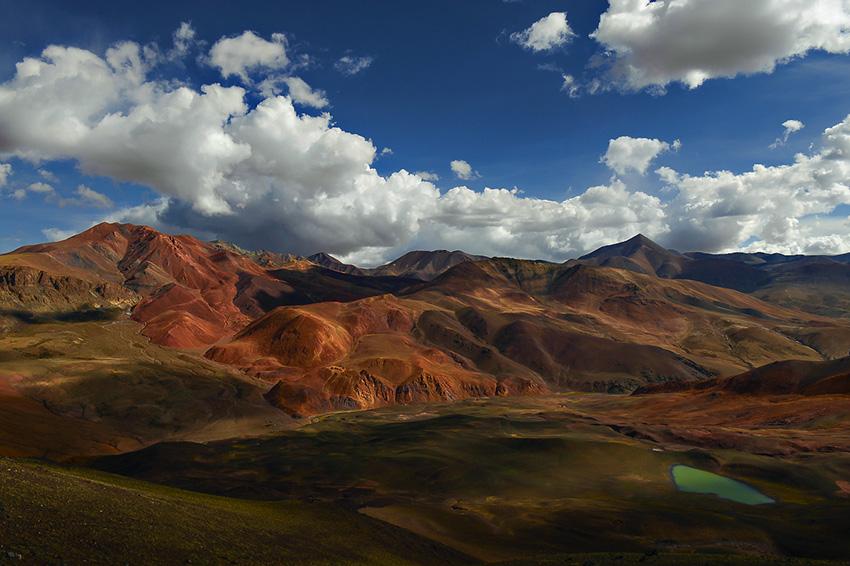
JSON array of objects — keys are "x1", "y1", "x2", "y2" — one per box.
[
  {"x1": 369, "y1": 249, "x2": 488, "y2": 281},
  {"x1": 581, "y1": 234, "x2": 666, "y2": 259},
  {"x1": 577, "y1": 234, "x2": 688, "y2": 278}
]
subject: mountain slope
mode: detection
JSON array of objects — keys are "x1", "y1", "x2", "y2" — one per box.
[{"x1": 0, "y1": 223, "x2": 415, "y2": 347}]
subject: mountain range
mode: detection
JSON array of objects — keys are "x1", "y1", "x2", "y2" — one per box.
[
  {"x1": 3, "y1": 223, "x2": 850, "y2": 563},
  {"x1": 2, "y1": 222, "x2": 850, "y2": 422}
]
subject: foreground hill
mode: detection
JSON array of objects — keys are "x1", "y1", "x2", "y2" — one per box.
[{"x1": 0, "y1": 312, "x2": 291, "y2": 459}]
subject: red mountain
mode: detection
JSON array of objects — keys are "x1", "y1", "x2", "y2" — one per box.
[{"x1": 0, "y1": 223, "x2": 408, "y2": 348}]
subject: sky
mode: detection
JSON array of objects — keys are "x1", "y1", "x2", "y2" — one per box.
[{"x1": 2, "y1": 0, "x2": 850, "y2": 266}]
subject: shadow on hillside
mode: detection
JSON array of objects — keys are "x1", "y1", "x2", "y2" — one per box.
[{"x1": 0, "y1": 307, "x2": 125, "y2": 324}]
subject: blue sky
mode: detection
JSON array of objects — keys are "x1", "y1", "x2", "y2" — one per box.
[{"x1": 2, "y1": 0, "x2": 850, "y2": 265}]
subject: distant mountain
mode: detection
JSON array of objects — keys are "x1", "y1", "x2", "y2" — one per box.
[
  {"x1": 210, "y1": 242, "x2": 487, "y2": 281},
  {"x1": 368, "y1": 249, "x2": 488, "y2": 281},
  {"x1": 574, "y1": 233, "x2": 690, "y2": 277},
  {"x1": 575, "y1": 234, "x2": 850, "y2": 318},
  {"x1": 208, "y1": 240, "x2": 302, "y2": 268},
  {"x1": 306, "y1": 252, "x2": 366, "y2": 276}
]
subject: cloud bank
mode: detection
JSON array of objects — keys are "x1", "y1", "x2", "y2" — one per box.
[{"x1": 2, "y1": 25, "x2": 850, "y2": 265}]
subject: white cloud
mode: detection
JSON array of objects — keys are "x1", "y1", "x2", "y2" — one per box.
[
  {"x1": 27, "y1": 181, "x2": 55, "y2": 194},
  {"x1": 0, "y1": 163, "x2": 10, "y2": 188},
  {"x1": 209, "y1": 31, "x2": 288, "y2": 83},
  {"x1": 38, "y1": 169, "x2": 58, "y2": 183},
  {"x1": 560, "y1": 74, "x2": 580, "y2": 97},
  {"x1": 511, "y1": 12, "x2": 575, "y2": 52},
  {"x1": 8, "y1": 180, "x2": 113, "y2": 209},
  {"x1": 601, "y1": 136, "x2": 680, "y2": 176},
  {"x1": 334, "y1": 55, "x2": 373, "y2": 76},
  {"x1": 415, "y1": 171, "x2": 439, "y2": 181},
  {"x1": 771, "y1": 119, "x2": 805, "y2": 148},
  {"x1": 73, "y1": 185, "x2": 114, "y2": 209},
  {"x1": 590, "y1": 0, "x2": 850, "y2": 91},
  {"x1": 169, "y1": 22, "x2": 197, "y2": 61},
  {"x1": 41, "y1": 227, "x2": 78, "y2": 242},
  {"x1": 9, "y1": 181, "x2": 55, "y2": 201},
  {"x1": 658, "y1": 113, "x2": 850, "y2": 254},
  {"x1": 281, "y1": 76, "x2": 328, "y2": 109},
  {"x1": 451, "y1": 160, "x2": 480, "y2": 180}
]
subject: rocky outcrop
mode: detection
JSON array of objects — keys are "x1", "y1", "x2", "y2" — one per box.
[{"x1": 0, "y1": 265, "x2": 138, "y2": 313}]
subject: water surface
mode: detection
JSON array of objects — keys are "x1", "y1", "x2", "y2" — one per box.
[{"x1": 671, "y1": 465, "x2": 774, "y2": 505}]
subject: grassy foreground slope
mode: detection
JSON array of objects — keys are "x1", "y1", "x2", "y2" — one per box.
[
  {"x1": 3, "y1": 455, "x2": 845, "y2": 566},
  {"x1": 0, "y1": 312, "x2": 292, "y2": 458},
  {"x1": 94, "y1": 395, "x2": 850, "y2": 563},
  {"x1": 0, "y1": 457, "x2": 472, "y2": 566}
]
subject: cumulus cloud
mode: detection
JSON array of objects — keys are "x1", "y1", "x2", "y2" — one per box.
[
  {"x1": 770, "y1": 119, "x2": 805, "y2": 148},
  {"x1": 511, "y1": 12, "x2": 575, "y2": 52},
  {"x1": 209, "y1": 31, "x2": 288, "y2": 83},
  {"x1": 601, "y1": 136, "x2": 680, "y2": 176},
  {"x1": 590, "y1": 0, "x2": 850, "y2": 91},
  {"x1": 450, "y1": 160, "x2": 480, "y2": 180},
  {"x1": 9, "y1": 182, "x2": 54, "y2": 201},
  {"x1": 9, "y1": 180, "x2": 113, "y2": 209},
  {"x1": 0, "y1": 163, "x2": 10, "y2": 188},
  {"x1": 27, "y1": 181, "x2": 55, "y2": 194},
  {"x1": 657, "y1": 113, "x2": 850, "y2": 254},
  {"x1": 560, "y1": 74, "x2": 580, "y2": 97},
  {"x1": 41, "y1": 227, "x2": 78, "y2": 242},
  {"x1": 5, "y1": 29, "x2": 850, "y2": 265},
  {"x1": 334, "y1": 55, "x2": 373, "y2": 75}
]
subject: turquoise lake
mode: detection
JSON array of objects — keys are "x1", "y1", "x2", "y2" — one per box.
[{"x1": 671, "y1": 465, "x2": 775, "y2": 505}]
